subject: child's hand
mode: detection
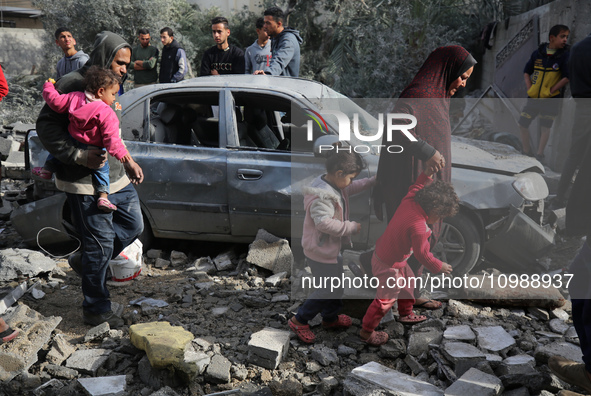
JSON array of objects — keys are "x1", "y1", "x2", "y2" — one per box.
[
  {"x1": 440, "y1": 263, "x2": 453, "y2": 274},
  {"x1": 46, "y1": 78, "x2": 56, "y2": 84}
]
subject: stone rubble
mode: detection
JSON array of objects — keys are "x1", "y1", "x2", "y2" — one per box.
[{"x1": 0, "y1": 221, "x2": 585, "y2": 395}]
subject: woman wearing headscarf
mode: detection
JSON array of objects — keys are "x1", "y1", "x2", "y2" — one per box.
[{"x1": 372, "y1": 45, "x2": 476, "y2": 313}]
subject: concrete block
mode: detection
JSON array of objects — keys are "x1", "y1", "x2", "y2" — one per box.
[
  {"x1": 443, "y1": 325, "x2": 476, "y2": 342},
  {"x1": 78, "y1": 375, "x2": 127, "y2": 396},
  {"x1": 474, "y1": 326, "x2": 516, "y2": 353},
  {"x1": 349, "y1": 361, "x2": 444, "y2": 396},
  {"x1": 0, "y1": 137, "x2": 20, "y2": 158},
  {"x1": 154, "y1": 258, "x2": 170, "y2": 269},
  {"x1": 66, "y1": 349, "x2": 112, "y2": 376},
  {"x1": 2, "y1": 151, "x2": 26, "y2": 179},
  {"x1": 169, "y1": 250, "x2": 187, "y2": 267},
  {"x1": 247, "y1": 238, "x2": 293, "y2": 276},
  {"x1": 183, "y1": 348, "x2": 210, "y2": 375},
  {"x1": 204, "y1": 354, "x2": 231, "y2": 384},
  {"x1": 248, "y1": 327, "x2": 290, "y2": 369},
  {"x1": 46, "y1": 333, "x2": 77, "y2": 365},
  {"x1": 129, "y1": 322, "x2": 197, "y2": 380},
  {"x1": 407, "y1": 329, "x2": 443, "y2": 357},
  {"x1": 45, "y1": 363, "x2": 78, "y2": 380},
  {"x1": 550, "y1": 308, "x2": 569, "y2": 321},
  {"x1": 192, "y1": 257, "x2": 216, "y2": 274},
  {"x1": 146, "y1": 249, "x2": 162, "y2": 259},
  {"x1": 444, "y1": 368, "x2": 503, "y2": 396},
  {"x1": 442, "y1": 342, "x2": 487, "y2": 377},
  {"x1": 404, "y1": 355, "x2": 426, "y2": 374}
]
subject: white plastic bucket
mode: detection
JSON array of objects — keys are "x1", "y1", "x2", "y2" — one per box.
[{"x1": 109, "y1": 239, "x2": 143, "y2": 282}]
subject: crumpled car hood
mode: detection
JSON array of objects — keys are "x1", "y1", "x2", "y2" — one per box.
[{"x1": 451, "y1": 136, "x2": 544, "y2": 175}]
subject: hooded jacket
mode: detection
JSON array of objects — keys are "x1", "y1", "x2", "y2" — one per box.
[
  {"x1": 524, "y1": 43, "x2": 570, "y2": 98},
  {"x1": 36, "y1": 31, "x2": 131, "y2": 195},
  {"x1": 56, "y1": 50, "x2": 90, "y2": 79},
  {"x1": 301, "y1": 175, "x2": 374, "y2": 263},
  {"x1": 159, "y1": 39, "x2": 187, "y2": 83},
  {"x1": 263, "y1": 28, "x2": 303, "y2": 77}
]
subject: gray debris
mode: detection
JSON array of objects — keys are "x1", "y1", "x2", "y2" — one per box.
[
  {"x1": 65, "y1": 349, "x2": 112, "y2": 376},
  {"x1": 78, "y1": 375, "x2": 127, "y2": 396},
  {"x1": 443, "y1": 325, "x2": 476, "y2": 342},
  {"x1": 46, "y1": 334, "x2": 77, "y2": 366},
  {"x1": 248, "y1": 327, "x2": 290, "y2": 369},
  {"x1": 444, "y1": 368, "x2": 503, "y2": 396},
  {"x1": 407, "y1": 329, "x2": 443, "y2": 357},
  {"x1": 311, "y1": 346, "x2": 338, "y2": 366},
  {"x1": 0, "y1": 248, "x2": 57, "y2": 282},
  {"x1": 84, "y1": 322, "x2": 111, "y2": 343},
  {"x1": 204, "y1": 354, "x2": 231, "y2": 384},
  {"x1": 474, "y1": 326, "x2": 516, "y2": 353},
  {"x1": 442, "y1": 342, "x2": 487, "y2": 377}
]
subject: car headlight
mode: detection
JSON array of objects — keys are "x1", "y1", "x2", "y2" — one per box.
[{"x1": 512, "y1": 173, "x2": 548, "y2": 201}]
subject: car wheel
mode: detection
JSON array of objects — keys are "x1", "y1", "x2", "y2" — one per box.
[{"x1": 435, "y1": 213, "x2": 482, "y2": 276}]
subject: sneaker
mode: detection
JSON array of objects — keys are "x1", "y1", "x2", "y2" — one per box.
[
  {"x1": 548, "y1": 355, "x2": 591, "y2": 393},
  {"x1": 68, "y1": 252, "x2": 82, "y2": 276},
  {"x1": 83, "y1": 310, "x2": 124, "y2": 328}
]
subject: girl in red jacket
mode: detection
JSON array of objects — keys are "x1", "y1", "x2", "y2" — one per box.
[{"x1": 360, "y1": 169, "x2": 458, "y2": 345}]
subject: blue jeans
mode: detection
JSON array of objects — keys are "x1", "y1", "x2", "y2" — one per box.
[
  {"x1": 295, "y1": 256, "x2": 344, "y2": 324},
  {"x1": 568, "y1": 240, "x2": 591, "y2": 372},
  {"x1": 66, "y1": 183, "x2": 143, "y2": 314}
]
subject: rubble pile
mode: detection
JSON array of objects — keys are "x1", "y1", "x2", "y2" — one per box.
[{"x1": 0, "y1": 238, "x2": 586, "y2": 396}]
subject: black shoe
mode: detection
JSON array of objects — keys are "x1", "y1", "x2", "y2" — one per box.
[
  {"x1": 68, "y1": 252, "x2": 82, "y2": 276},
  {"x1": 83, "y1": 310, "x2": 124, "y2": 328},
  {"x1": 347, "y1": 261, "x2": 365, "y2": 278}
]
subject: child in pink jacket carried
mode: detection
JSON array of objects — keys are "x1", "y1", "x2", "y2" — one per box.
[
  {"x1": 33, "y1": 66, "x2": 134, "y2": 212},
  {"x1": 289, "y1": 146, "x2": 375, "y2": 343}
]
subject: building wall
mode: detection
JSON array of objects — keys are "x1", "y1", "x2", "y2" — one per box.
[
  {"x1": 478, "y1": 0, "x2": 591, "y2": 172},
  {"x1": 0, "y1": 28, "x2": 45, "y2": 76}
]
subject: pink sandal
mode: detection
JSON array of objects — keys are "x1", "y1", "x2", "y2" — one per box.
[
  {"x1": 398, "y1": 313, "x2": 428, "y2": 324},
  {"x1": 32, "y1": 167, "x2": 53, "y2": 180},
  {"x1": 97, "y1": 197, "x2": 117, "y2": 212},
  {"x1": 361, "y1": 331, "x2": 389, "y2": 346},
  {"x1": 0, "y1": 327, "x2": 19, "y2": 344},
  {"x1": 322, "y1": 314, "x2": 352, "y2": 329},
  {"x1": 289, "y1": 318, "x2": 315, "y2": 343}
]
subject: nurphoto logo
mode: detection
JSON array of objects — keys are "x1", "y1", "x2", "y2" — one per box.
[{"x1": 304, "y1": 109, "x2": 418, "y2": 154}]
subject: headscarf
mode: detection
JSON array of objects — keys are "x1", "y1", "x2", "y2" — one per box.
[{"x1": 374, "y1": 46, "x2": 476, "y2": 239}]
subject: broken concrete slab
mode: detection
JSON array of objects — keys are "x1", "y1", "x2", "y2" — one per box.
[
  {"x1": 204, "y1": 354, "x2": 231, "y2": 384},
  {"x1": 348, "y1": 361, "x2": 444, "y2": 396},
  {"x1": 443, "y1": 325, "x2": 476, "y2": 342},
  {"x1": 0, "y1": 136, "x2": 20, "y2": 159},
  {"x1": 65, "y1": 348, "x2": 112, "y2": 376},
  {"x1": 474, "y1": 326, "x2": 516, "y2": 353},
  {"x1": 214, "y1": 251, "x2": 236, "y2": 272},
  {"x1": 169, "y1": 250, "x2": 187, "y2": 267},
  {"x1": 84, "y1": 322, "x2": 111, "y2": 343},
  {"x1": 192, "y1": 257, "x2": 216, "y2": 275},
  {"x1": 534, "y1": 341, "x2": 584, "y2": 364},
  {"x1": 46, "y1": 333, "x2": 77, "y2": 366},
  {"x1": 247, "y1": 235, "x2": 293, "y2": 276},
  {"x1": 78, "y1": 375, "x2": 126, "y2": 396},
  {"x1": 527, "y1": 307, "x2": 550, "y2": 321},
  {"x1": 442, "y1": 342, "x2": 487, "y2": 377},
  {"x1": 0, "y1": 248, "x2": 56, "y2": 282},
  {"x1": 248, "y1": 327, "x2": 290, "y2": 370},
  {"x1": 0, "y1": 304, "x2": 62, "y2": 382},
  {"x1": 129, "y1": 322, "x2": 197, "y2": 381},
  {"x1": 549, "y1": 318, "x2": 570, "y2": 335},
  {"x1": 2, "y1": 151, "x2": 26, "y2": 179},
  {"x1": 444, "y1": 368, "x2": 503, "y2": 396},
  {"x1": 407, "y1": 329, "x2": 443, "y2": 357},
  {"x1": 550, "y1": 308, "x2": 569, "y2": 321},
  {"x1": 265, "y1": 272, "x2": 287, "y2": 287},
  {"x1": 459, "y1": 276, "x2": 565, "y2": 309},
  {"x1": 0, "y1": 280, "x2": 27, "y2": 314},
  {"x1": 311, "y1": 346, "x2": 338, "y2": 366}
]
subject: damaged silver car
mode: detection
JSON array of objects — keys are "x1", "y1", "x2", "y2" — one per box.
[{"x1": 15, "y1": 76, "x2": 554, "y2": 275}]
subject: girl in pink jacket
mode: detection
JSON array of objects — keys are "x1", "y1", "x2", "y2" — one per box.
[
  {"x1": 289, "y1": 146, "x2": 375, "y2": 343},
  {"x1": 33, "y1": 66, "x2": 132, "y2": 212}
]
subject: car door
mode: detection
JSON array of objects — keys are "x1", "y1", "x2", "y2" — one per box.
[
  {"x1": 225, "y1": 89, "x2": 325, "y2": 240},
  {"x1": 126, "y1": 88, "x2": 231, "y2": 239}
]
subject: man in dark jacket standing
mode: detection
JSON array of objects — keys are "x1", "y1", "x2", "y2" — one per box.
[
  {"x1": 36, "y1": 31, "x2": 144, "y2": 329},
  {"x1": 159, "y1": 27, "x2": 187, "y2": 83},
  {"x1": 548, "y1": 32, "x2": 591, "y2": 395},
  {"x1": 551, "y1": 32, "x2": 591, "y2": 209},
  {"x1": 200, "y1": 17, "x2": 245, "y2": 76},
  {"x1": 254, "y1": 7, "x2": 303, "y2": 77}
]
